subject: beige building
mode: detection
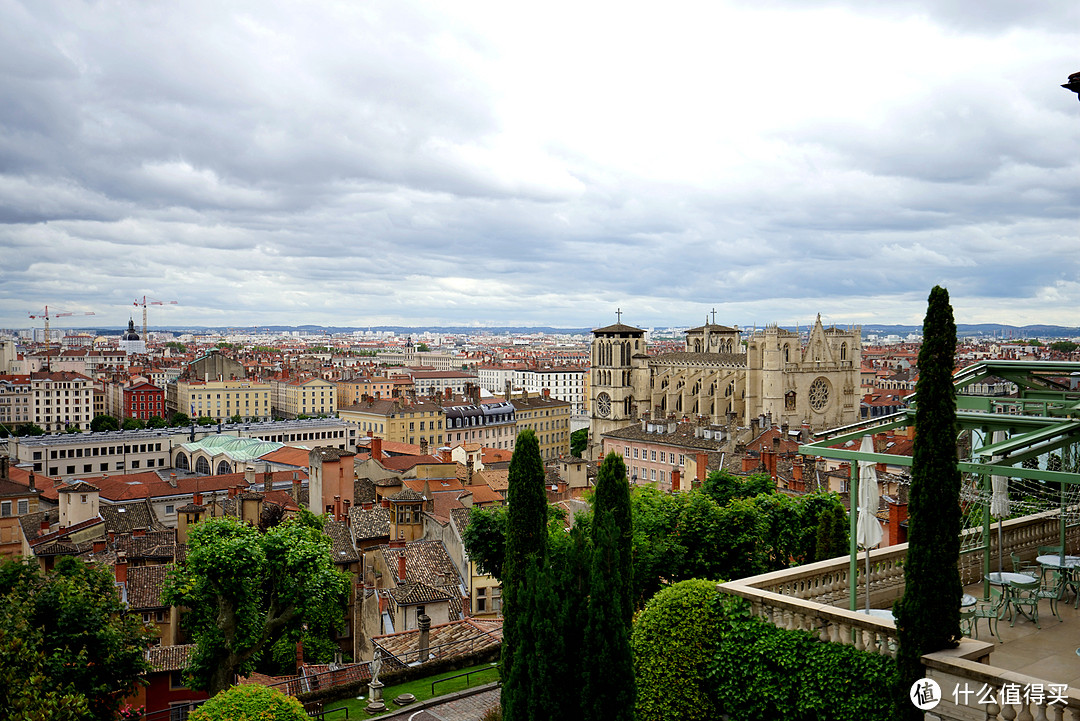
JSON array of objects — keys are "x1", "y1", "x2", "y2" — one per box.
[
  {"x1": 588, "y1": 316, "x2": 861, "y2": 456},
  {"x1": 339, "y1": 399, "x2": 446, "y2": 447},
  {"x1": 0, "y1": 375, "x2": 32, "y2": 432},
  {"x1": 11, "y1": 428, "x2": 175, "y2": 478},
  {"x1": 271, "y1": 377, "x2": 337, "y2": 419},
  {"x1": 31, "y1": 370, "x2": 95, "y2": 432},
  {"x1": 511, "y1": 391, "x2": 572, "y2": 460},
  {"x1": 175, "y1": 379, "x2": 273, "y2": 423}
]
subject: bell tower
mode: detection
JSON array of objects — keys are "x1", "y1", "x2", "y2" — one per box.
[{"x1": 588, "y1": 310, "x2": 645, "y2": 456}]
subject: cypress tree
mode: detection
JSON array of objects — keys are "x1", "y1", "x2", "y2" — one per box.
[
  {"x1": 501, "y1": 429, "x2": 550, "y2": 721},
  {"x1": 592, "y1": 451, "x2": 634, "y2": 623},
  {"x1": 582, "y1": 452, "x2": 635, "y2": 721},
  {"x1": 893, "y1": 286, "x2": 961, "y2": 718}
]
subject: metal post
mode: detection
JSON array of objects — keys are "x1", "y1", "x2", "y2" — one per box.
[{"x1": 850, "y1": 461, "x2": 859, "y2": 612}]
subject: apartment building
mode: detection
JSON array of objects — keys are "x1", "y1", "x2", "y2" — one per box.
[
  {"x1": 11, "y1": 428, "x2": 175, "y2": 478},
  {"x1": 337, "y1": 374, "x2": 397, "y2": 406},
  {"x1": 444, "y1": 399, "x2": 517, "y2": 451},
  {"x1": 511, "y1": 392, "x2": 572, "y2": 460},
  {"x1": 31, "y1": 371, "x2": 94, "y2": 432},
  {"x1": 173, "y1": 379, "x2": 273, "y2": 423},
  {"x1": 271, "y1": 377, "x2": 337, "y2": 419},
  {"x1": 338, "y1": 399, "x2": 445, "y2": 447},
  {"x1": 0, "y1": 375, "x2": 31, "y2": 432}
]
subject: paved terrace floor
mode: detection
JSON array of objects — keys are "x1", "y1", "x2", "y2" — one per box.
[{"x1": 960, "y1": 579, "x2": 1080, "y2": 689}]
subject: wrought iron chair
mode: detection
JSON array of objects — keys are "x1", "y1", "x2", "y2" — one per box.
[
  {"x1": 1009, "y1": 578, "x2": 1042, "y2": 628},
  {"x1": 972, "y1": 586, "x2": 1004, "y2": 641},
  {"x1": 1035, "y1": 569, "x2": 1064, "y2": 623},
  {"x1": 1010, "y1": 553, "x2": 1040, "y2": 577}
]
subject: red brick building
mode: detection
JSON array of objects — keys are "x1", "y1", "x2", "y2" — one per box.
[{"x1": 125, "y1": 381, "x2": 165, "y2": 421}]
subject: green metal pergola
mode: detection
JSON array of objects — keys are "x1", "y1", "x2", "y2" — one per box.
[{"x1": 798, "y1": 360, "x2": 1080, "y2": 611}]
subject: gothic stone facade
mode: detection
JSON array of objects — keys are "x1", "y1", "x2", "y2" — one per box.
[{"x1": 588, "y1": 316, "x2": 861, "y2": 451}]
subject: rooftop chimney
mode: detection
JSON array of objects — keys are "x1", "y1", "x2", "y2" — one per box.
[
  {"x1": 263, "y1": 470, "x2": 274, "y2": 493},
  {"x1": 417, "y1": 613, "x2": 431, "y2": 662},
  {"x1": 397, "y1": 552, "x2": 407, "y2": 584},
  {"x1": 371, "y1": 437, "x2": 383, "y2": 461},
  {"x1": 114, "y1": 552, "x2": 128, "y2": 585}
]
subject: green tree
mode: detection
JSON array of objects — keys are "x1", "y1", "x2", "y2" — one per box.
[
  {"x1": 196, "y1": 416, "x2": 216, "y2": 426},
  {"x1": 162, "y1": 513, "x2": 351, "y2": 696},
  {"x1": 582, "y1": 455, "x2": 635, "y2": 721},
  {"x1": 65, "y1": 424, "x2": 82, "y2": 433},
  {"x1": 147, "y1": 415, "x2": 168, "y2": 429},
  {"x1": 230, "y1": 413, "x2": 243, "y2": 423},
  {"x1": 170, "y1": 411, "x2": 191, "y2": 427},
  {"x1": 814, "y1": 503, "x2": 849, "y2": 561},
  {"x1": 462, "y1": 505, "x2": 509, "y2": 580},
  {"x1": 166, "y1": 341, "x2": 187, "y2": 353},
  {"x1": 893, "y1": 286, "x2": 962, "y2": 718},
  {"x1": 416, "y1": 342, "x2": 430, "y2": 352},
  {"x1": 633, "y1": 579, "x2": 727, "y2": 721},
  {"x1": 122, "y1": 417, "x2": 146, "y2": 431},
  {"x1": 501, "y1": 429, "x2": 550, "y2": 721},
  {"x1": 570, "y1": 428, "x2": 588, "y2": 457},
  {"x1": 188, "y1": 684, "x2": 307, "y2": 721},
  {"x1": 702, "y1": 469, "x2": 775, "y2": 507},
  {"x1": 0, "y1": 557, "x2": 154, "y2": 720},
  {"x1": 17, "y1": 423, "x2": 45, "y2": 436},
  {"x1": 91, "y1": 414, "x2": 118, "y2": 432},
  {"x1": 1051, "y1": 340, "x2": 1078, "y2": 353}
]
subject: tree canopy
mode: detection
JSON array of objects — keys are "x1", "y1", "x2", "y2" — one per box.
[
  {"x1": 0, "y1": 556, "x2": 154, "y2": 720},
  {"x1": 90, "y1": 414, "x2": 118, "y2": 431},
  {"x1": 188, "y1": 683, "x2": 308, "y2": 721},
  {"x1": 570, "y1": 428, "x2": 588, "y2": 457},
  {"x1": 163, "y1": 511, "x2": 351, "y2": 695}
]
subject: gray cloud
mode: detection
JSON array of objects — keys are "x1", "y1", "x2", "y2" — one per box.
[{"x1": 1, "y1": 0, "x2": 1079, "y2": 331}]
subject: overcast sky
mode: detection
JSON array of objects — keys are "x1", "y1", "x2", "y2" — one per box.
[{"x1": 2, "y1": 1, "x2": 1079, "y2": 332}]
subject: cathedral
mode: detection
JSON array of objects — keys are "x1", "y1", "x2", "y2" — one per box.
[{"x1": 588, "y1": 314, "x2": 862, "y2": 452}]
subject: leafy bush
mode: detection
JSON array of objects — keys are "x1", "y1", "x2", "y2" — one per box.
[
  {"x1": 632, "y1": 579, "x2": 729, "y2": 721},
  {"x1": 710, "y1": 602, "x2": 895, "y2": 720},
  {"x1": 188, "y1": 684, "x2": 308, "y2": 721}
]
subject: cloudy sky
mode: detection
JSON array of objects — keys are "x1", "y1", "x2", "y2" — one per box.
[{"x1": 2, "y1": 1, "x2": 1079, "y2": 332}]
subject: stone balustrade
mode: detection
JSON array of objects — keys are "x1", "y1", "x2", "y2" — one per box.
[
  {"x1": 924, "y1": 646, "x2": 1080, "y2": 720},
  {"x1": 717, "y1": 509, "x2": 1080, "y2": 718}
]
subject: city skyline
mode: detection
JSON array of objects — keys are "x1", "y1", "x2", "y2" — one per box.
[{"x1": 1, "y1": 2, "x2": 1078, "y2": 330}]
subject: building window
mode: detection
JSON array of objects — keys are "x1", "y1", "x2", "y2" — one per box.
[
  {"x1": 0, "y1": 501, "x2": 10, "y2": 517},
  {"x1": 165, "y1": 504, "x2": 175, "y2": 515}
]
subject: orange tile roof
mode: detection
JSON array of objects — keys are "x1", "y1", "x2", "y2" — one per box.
[{"x1": 260, "y1": 446, "x2": 312, "y2": 467}]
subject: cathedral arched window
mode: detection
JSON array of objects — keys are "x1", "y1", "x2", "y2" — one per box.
[
  {"x1": 176, "y1": 452, "x2": 189, "y2": 471},
  {"x1": 784, "y1": 346, "x2": 790, "y2": 363},
  {"x1": 195, "y1": 456, "x2": 211, "y2": 475},
  {"x1": 840, "y1": 343, "x2": 848, "y2": 361}
]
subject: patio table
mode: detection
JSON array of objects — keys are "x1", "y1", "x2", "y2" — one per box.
[{"x1": 988, "y1": 572, "x2": 1038, "y2": 622}]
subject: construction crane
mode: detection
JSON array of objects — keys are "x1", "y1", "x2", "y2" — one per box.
[
  {"x1": 133, "y1": 296, "x2": 178, "y2": 340},
  {"x1": 28, "y1": 306, "x2": 96, "y2": 364}
]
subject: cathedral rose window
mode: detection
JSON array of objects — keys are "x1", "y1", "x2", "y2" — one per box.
[
  {"x1": 596, "y1": 392, "x2": 611, "y2": 417},
  {"x1": 809, "y1": 377, "x2": 829, "y2": 412}
]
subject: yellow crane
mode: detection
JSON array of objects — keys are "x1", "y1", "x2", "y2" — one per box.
[
  {"x1": 133, "y1": 296, "x2": 178, "y2": 340},
  {"x1": 28, "y1": 306, "x2": 96, "y2": 364}
]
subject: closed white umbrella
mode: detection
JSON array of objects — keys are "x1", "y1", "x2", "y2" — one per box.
[
  {"x1": 990, "y1": 430, "x2": 1009, "y2": 574},
  {"x1": 857, "y1": 435, "x2": 882, "y2": 610}
]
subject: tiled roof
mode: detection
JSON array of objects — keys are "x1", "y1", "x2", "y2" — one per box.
[
  {"x1": 379, "y1": 539, "x2": 462, "y2": 590},
  {"x1": 387, "y1": 488, "x2": 425, "y2": 502},
  {"x1": 372, "y1": 618, "x2": 502, "y2": 665},
  {"x1": 354, "y1": 478, "x2": 376, "y2": 504},
  {"x1": 388, "y1": 581, "x2": 453, "y2": 605},
  {"x1": 114, "y1": 530, "x2": 178, "y2": 560},
  {"x1": 349, "y1": 506, "x2": 391, "y2": 541},
  {"x1": 100, "y1": 500, "x2": 166, "y2": 534},
  {"x1": 477, "y1": 469, "x2": 508, "y2": 492},
  {"x1": 146, "y1": 644, "x2": 196, "y2": 673},
  {"x1": 57, "y1": 480, "x2": 100, "y2": 493},
  {"x1": 324, "y1": 520, "x2": 360, "y2": 565},
  {"x1": 126, "y1": 564, "x2": 172, "y2": 609},
  {"x1": 592, "y1": 322, "x2": 645, "y2": 334},
  {"x1": 450, "y1": 507, "x2": 472, "y2": 535},
  {"x1": 601, "y1": 422, "x2": 725, "y2": 450}
]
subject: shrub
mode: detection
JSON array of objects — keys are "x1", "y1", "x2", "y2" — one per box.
[
  {"x1": 710, "y1": 605, "x2": 895, "y2": 720},
  {"x1": 632, "y1": 579, "x2": 728, "y2": 721},
  {"x1": 188, "y1": 684, "x2": 308, "y2": 721}
]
